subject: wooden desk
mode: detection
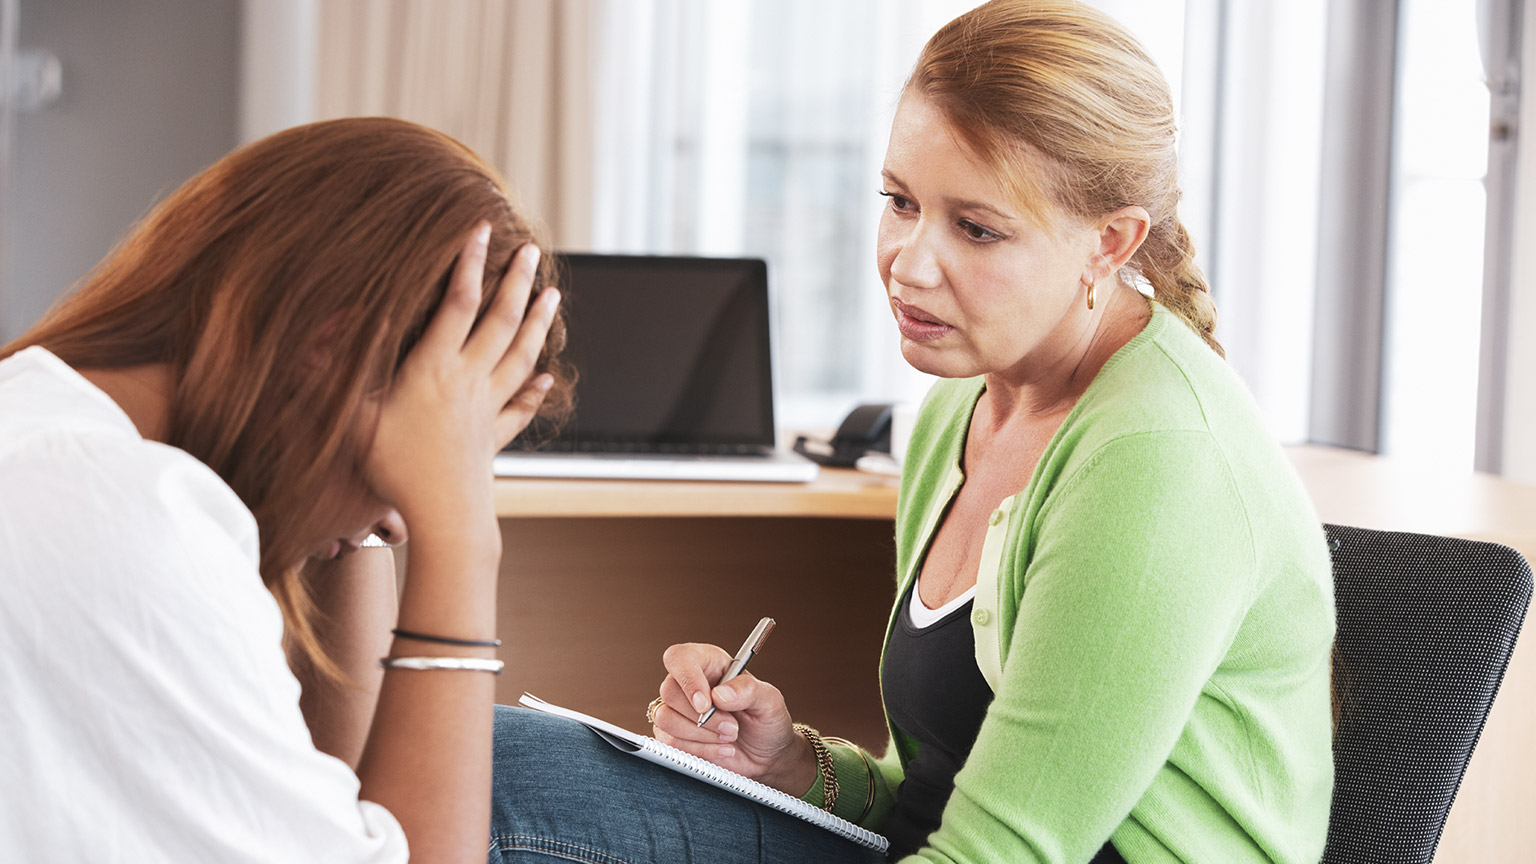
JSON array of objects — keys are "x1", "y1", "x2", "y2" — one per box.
[
  {"x1": 491, "y1": 468, "x2": 903, "y2": 750},
  {"x1": 1285, "y1": 444, "x2": 1536, "y2": 559},
  {"x1": 493, "y1": 467, "x2": 900, "y2": 519},
  {"x1": 492, "y1": 446, "x2": 1536, "y2": 863}
]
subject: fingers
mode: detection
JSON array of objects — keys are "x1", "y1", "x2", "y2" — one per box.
[
  {"x1": 653, "y1": 642, "x2": 739, "y2": 756},
  {"x1": 653, "y1": 640, "x2": 786, "y2": 751},
  {"x1": 710, "y1": 672, "x2": 777, "y2": 722},
  {"x1": 653, "y1": 677, "x2": 736, "y2": 751},
  {"x1": 412, "y1": 228, "x2": 556, "y2": 410},
  {"x1": 651, "y1": 670, "x2": 792, "y2": 777},
  {"x1": 489, "y1": 285, "x2": 560, "y2": 398},
  {"x1": 654, "y1": 716, "x2": 739, "y2": 761},
  {"x1": 464, "y1": 241, "x2": 541, "y2": 370},
  {"x1": 415, "y1": 222, "x2": 491, "y2": 359},
  {"x1": 661, "y1": 643, "x2": 732, "y2": 716},
  {"x1": 492, "y1": 373, "x2": 555, "y2": 449}
]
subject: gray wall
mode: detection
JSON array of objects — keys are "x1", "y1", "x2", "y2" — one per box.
[{"x1": 3, "y1": 0, "x2": 239, "y2": 341}]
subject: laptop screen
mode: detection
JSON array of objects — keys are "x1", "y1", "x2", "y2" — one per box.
[{"x1": 516, "y1": 253, "x2": 777, "y2": 453}]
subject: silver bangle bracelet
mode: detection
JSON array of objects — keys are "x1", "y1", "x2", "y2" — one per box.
[{"x1": 378, "y1": 656, "x2": 505, "y2": 675}]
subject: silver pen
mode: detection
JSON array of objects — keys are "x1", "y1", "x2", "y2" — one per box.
[{"x1": 697, "y1": 616, "x2": 776, "y2": 727}]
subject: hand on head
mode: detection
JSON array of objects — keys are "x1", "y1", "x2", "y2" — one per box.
[{"x1": 365, "y1": 222, "x2": 561, "y2": 545}]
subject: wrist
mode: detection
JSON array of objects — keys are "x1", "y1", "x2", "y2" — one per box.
[
  {"x1": 792, "y1": 723, "x2": 839, "y2": 811},
  {"x1": 391, "y1": 519, "x2": 501, "y2": 641},
  {"x1": 763, "y1": 727, "x2": 820, "y2": 796},
  {"x1": 401, "y1": 510, "x2": 501, "y2": 565},
  {"x1": 386, "y1": 476, "x2": 496, "y2": 540}
]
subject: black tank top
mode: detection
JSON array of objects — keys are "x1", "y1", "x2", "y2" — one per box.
[
  {"x1": 880, "y1": 584, "x2": 994, "y2": 858},
  {"x1": 881, "y1": 582, "x2": 1128, "y2": 863}
]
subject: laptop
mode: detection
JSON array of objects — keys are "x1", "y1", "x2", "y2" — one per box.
[{"x1": 494, "y1": 253, "x2": 819, "y2": 483}]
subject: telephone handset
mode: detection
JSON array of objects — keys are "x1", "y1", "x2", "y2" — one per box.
[{"x1": 792, "y1": 403, "x2": 894, "y2": 468}]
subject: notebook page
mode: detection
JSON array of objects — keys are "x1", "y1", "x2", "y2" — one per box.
[{"x1": 518, "y1": 693, "x2": 888, "y2": 853}]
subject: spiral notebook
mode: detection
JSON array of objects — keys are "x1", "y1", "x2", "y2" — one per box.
[{"x1": 517, "y1": 693, "x2": 888, "y2": 853}]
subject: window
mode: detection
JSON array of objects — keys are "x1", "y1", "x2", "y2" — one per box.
[
  {"x1": 587, "y1": 0, "x2": 1194, "y2": 429},
  {"x1": 590, "y1": 0, "x2": 983, "y2": 429},
  {"x1": 1381, "y1": 0, "x2": 1497, "y2": 469},
  {"x1": 578, "y1": 0, "x2": 1513, "y2": 467}
]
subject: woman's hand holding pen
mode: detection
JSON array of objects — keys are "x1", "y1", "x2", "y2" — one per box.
[{"x1": 653, "y1": 642, "x2": 819, "y2": 796}]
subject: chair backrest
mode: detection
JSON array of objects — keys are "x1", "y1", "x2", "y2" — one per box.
[{"x1": 1322, "y1": 524, "x2": 1532, "y2": 864}]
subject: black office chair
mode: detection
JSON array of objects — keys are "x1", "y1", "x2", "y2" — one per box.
[{"x1": 1322, "y1": 524, "x2": 1532, "y2": 864}]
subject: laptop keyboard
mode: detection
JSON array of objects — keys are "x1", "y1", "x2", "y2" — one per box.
[{"x1": 537, "y1": 441, "x2": 768, "y2": 456}]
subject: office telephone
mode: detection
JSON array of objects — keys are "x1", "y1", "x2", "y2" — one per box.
[{"x1": 792, "y1": 403, "x2": 893, "y2": 468}]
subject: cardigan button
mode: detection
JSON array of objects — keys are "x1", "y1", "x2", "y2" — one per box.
[
  {"x1": 987, "y1": 509, "x2": 1005, "y2": 526},
  {"x1": 971, "y1": 608, "x2": 991, "y2": 627}
]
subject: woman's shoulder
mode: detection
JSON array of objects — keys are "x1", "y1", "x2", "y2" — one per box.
[
  {"x1": 0, "y1": 349, "x2": 260, "y2": 576},
  {"x1": 0, "y1": 363, "x2": 403, "y2": 863},
  {"x1": 1076, "y1": 301, "x2": 1271, "y2": 447},
  {"x1": 1049, "y1": 302, "x2": 1313, "y2": 519}
]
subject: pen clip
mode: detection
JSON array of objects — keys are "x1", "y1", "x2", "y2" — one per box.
[{"x1": 742, "y1": 616, "x2": 775, "y2": 655}]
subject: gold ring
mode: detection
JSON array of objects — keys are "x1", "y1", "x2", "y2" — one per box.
[{"x1": 645, "y1": 695, "x2": 666, "y2": 725}]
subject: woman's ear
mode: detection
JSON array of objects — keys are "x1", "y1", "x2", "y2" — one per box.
[{"x1": 1087, "y1": 205, "x2": 1151, "y2": 283}]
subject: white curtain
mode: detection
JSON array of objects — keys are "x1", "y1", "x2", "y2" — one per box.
[
  {"x1": 585, "y1": 0, "x2": 974, "y2": 428},
  {"x1": 306, "y1": 0, "x2": 1227, "y2": 432},
  {"x1": 315, "y1": 0, "x2": 596, "y2": 249}
]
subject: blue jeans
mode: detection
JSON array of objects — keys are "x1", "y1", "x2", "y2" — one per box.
[{"x1": 488, "y1": 705, "x2": 889, "y2": 864}]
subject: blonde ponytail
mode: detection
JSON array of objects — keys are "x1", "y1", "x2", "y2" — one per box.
[{"x1": 1136, "y1": 219, "x2": 1223, "y2": 356}]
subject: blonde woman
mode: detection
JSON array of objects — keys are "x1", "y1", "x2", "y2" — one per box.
[{"x1": 511, "y1": 2, "x2": 1333, "y2": 862}]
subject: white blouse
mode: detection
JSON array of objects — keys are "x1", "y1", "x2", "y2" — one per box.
[{"x1": 0, "y1": 347, "x2": 408, "y2": 862}]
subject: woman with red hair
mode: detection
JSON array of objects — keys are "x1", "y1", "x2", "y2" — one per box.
[{"x1": 0, "y1": 116, "x2": 571, "y2": 861}]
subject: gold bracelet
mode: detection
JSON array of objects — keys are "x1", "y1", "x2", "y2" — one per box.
[
  {"x1": 824, "y1": 735, "x2": 875, "y2": 823},
  {"x1": 794, "y1": 722, "x2": 838, "y2": 812}
]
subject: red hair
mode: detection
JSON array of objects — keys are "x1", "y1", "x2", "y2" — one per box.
[{"x1": 2, "y1": 117, "x2": 572, "y2": 665}]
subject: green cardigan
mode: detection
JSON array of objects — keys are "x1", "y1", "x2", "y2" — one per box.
[{"x1": 803, "y1": 302, "x2": 1334, "y2": 863}]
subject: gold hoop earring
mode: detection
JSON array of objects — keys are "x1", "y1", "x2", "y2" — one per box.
[{"x1": 1082, "y1": 275, "x2": 1096, "y2": 311}]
